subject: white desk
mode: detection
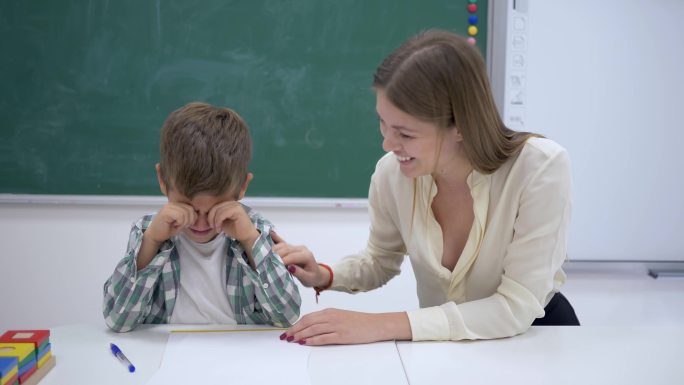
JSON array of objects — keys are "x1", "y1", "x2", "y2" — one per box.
[
  {"x1": 398, "y1": 326, "x2": 684, "y2": 385},
  {"x1": 41, "y1": 324, "x2": 683, "y2": 385}
]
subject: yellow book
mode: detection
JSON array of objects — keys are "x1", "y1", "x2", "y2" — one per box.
[
  {"x1": 0, "y1": 343, "x2": 35, "y2": 367},
  {"x1": 37, "y1": 351, "x2": 51, "y2": 369}
]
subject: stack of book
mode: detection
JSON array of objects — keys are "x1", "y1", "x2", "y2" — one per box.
[{"x1": 0, "y1": 330, "x2": 55, "y2": 385}]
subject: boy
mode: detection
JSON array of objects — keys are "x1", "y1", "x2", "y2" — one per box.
[{"x1": 103, "y1": 102, "x2": 301, "y2": 332}]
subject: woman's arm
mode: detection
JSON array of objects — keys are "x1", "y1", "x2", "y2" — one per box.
[
  {"x1": 276, "y1": 155, "x2": 407, "y2": 292},
  {"x1": 278, "y1": 155, "x2": 413, "y2": 344}
]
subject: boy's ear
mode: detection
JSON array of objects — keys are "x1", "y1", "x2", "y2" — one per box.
[
  {"x1": 237, "y1": 172, "x2": 253, "y2": 200},
  {"x1": 156, "y1": 163, "x2": 168, "y2": 196}
]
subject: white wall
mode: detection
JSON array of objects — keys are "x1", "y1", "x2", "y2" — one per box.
[
  {"x1": 493, "y1": 0, "x2": 684, "y2": 261},
  {"x1": 0, "y1": 202, "x2": 418, "y2": 331}
]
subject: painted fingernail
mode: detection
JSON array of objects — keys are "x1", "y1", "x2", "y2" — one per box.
[
  {"x1": 286, "y1": 336, "x2": 295, "y2": 342},
  {"x1": 287, "y1": 265, "x2": 296, "y2": 274},
  {"x1": 279, "y1": 333, "x2": 287, "y2": 340},
  {"x1": 297, "y1": 339, "x2": 307, "y2": 345}
]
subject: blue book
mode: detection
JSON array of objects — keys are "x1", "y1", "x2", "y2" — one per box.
[
  {"x1": 17, "y1": 356, "x2": 35, "y2": 377},
  {"x1": 37, "y1": 343, "x2": 51, "y2": 361},
  {"x1": 0, "y1": 356, "x2": 18, "y2": 378}
]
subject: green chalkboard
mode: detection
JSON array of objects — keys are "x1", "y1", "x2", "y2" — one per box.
[{"x1": 0, "y1": 1, "x2": 488, "y2": 198}]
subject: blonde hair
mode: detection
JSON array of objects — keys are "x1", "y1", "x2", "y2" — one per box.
[
  {"x1": 158, "y1": 102, "x2": 252, "y2": 198},
  {"x1": 373, "y1": 29, "x2": 539, "y2": 174}
]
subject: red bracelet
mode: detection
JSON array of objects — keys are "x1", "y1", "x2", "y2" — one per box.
[{"x1": 314, "y1": 263, "x2": 333, "y2": 304}]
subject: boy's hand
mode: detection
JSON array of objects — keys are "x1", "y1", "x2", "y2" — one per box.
[
  {"x1": 145, "y1": 202, "x2": 197, "y2": 244},
  {"x1": 209, "y1": 201, "x2": 260, "y2": 248},
  {"x1": 136, "y1": 202, "x2": 196, "y2": 270}
]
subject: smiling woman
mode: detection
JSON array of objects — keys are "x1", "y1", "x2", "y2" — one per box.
[{"x1": 273, "y1": 29, "x2": 579, "y2": 346}]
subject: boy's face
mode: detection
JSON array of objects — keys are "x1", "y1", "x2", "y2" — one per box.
[
  {"x1": 165, "y1": 189, "x2": 238, "y2": 243},
  {"x1": 155, "y1": 164, "x2": 253, "y2": 244}
]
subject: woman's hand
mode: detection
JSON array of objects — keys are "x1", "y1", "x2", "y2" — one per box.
[
  {"x1": 271, "y1": 231, "x2": 328, "y2": 288},
  {"x1": 280, "y1": 309, "x2": 412, "y2": 346}
]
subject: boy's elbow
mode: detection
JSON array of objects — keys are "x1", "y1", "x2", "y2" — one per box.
[
  {"x1": 105, "y1": 317, "x2": 132, "y2": 333},
  {"x1": 272, "y1": 284, "x2": 301, "y2": 327},
  {"x1": 106, "y1": 319, "x2": 137, "y2": 333},
  {"x1": 103, "y1": 308, "x2": 138, "y2": 333},
  {"x1": 269, "y1": 304, "x2": 301, "y2": 328},
  {"x1": 286, "y1": 314, "x2": 300, "y2": 328},
  {"x1": 284, "y1": 304, "x2": 302, "y2": 327},
  {"x1": 270, "y1": 315, "x2": 298, "y2": 328}
]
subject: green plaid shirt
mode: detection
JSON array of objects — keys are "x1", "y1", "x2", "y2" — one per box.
[{"x1": 103, "y1": 206, "x2": 301, "y2": 332}]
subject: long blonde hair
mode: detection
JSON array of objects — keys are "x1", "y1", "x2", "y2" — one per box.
[{"x1": 373, "y1": 29, "x2": 538, "y2": 174}]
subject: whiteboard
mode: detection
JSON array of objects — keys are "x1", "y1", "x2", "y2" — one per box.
[{"x1": 492, "y1": 0, "x2": 684, "y2": 261}]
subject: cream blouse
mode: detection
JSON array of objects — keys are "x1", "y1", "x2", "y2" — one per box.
[{"x1": 331, "y1": 137, "x2": 572, "y2": 341}]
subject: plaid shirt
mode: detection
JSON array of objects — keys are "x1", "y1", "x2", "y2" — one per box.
[{"x1": 103, "y1": 206, "x2": 301, "y2": 332}]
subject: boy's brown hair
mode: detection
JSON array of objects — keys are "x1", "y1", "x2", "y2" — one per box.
[{"x1": 158, "y1": 102, "x2": 252, "y2": 199}]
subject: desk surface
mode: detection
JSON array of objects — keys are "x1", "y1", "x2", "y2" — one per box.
[{"x1": 41, "y1": 324, "x2": 683, "y2": 385}]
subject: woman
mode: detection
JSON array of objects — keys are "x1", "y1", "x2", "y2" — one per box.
[{"x1": 274, "y1": 29, "x2": 579, "y2": 345}]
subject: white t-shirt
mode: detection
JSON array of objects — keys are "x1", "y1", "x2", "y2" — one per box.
[{"x1": 169, "y1": 233, "x2": 236, "y2": 324}]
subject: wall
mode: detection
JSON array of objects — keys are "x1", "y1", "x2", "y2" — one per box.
[
  {"x1": 490, "y1": 0, "x2": 684, "y2": 261},
  {"x1": 0, "y1": 202, "x2": 418, "y2": 330}
]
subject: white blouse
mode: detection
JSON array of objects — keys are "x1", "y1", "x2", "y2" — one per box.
[{"x1": 331, "y1": 137, "x2": 572, "y2": 341}]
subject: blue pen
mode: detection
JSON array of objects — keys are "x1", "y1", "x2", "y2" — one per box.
[{"x1": 110, "y1": 343, "x2": 136, "y2": 373}]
